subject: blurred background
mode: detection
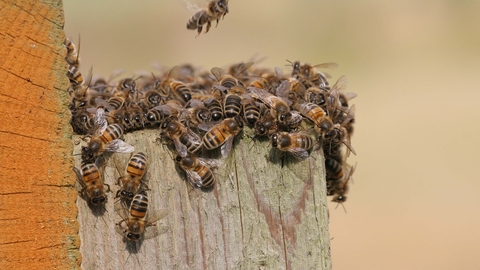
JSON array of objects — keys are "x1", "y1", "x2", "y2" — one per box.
[{"x1": 63, "y1": 0, "x2": 480, "y2": 269}]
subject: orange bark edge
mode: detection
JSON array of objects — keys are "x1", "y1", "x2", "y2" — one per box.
[{"x1": 0, "y1": 1, "x2": 80, "y2": 269}]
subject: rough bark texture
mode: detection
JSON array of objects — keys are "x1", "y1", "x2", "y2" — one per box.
[
  {"x1": 73, "y1": 129, "x2": 332, "y2": 269},
  {"x1": 0, "y1": 1, "x2": 80, "y2": 269}
]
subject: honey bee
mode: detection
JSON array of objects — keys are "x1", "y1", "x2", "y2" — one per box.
[
  {"x1": 81, "y1": 109, "x2": 134, "y2": 162},
  {"x1": 248, "y1": 81, "x2": 293, "y2": 125},
  {"x1": 186, "y1": 0, "x2": 229, "y2": 35},
  {"x1": 254, "y1": 114, "x2": 277, "y2": 137},
  {"x1": 222, "y1": 85, "x2": 246, "y2": 118},
  {"x1": 305, "y1": 86, "x2": 327, "y2": 108},
  {"x1": 201, "y1": 116, "x2": 244, "y2": 157},
  {"x1": 287, "y1": 60, "x2": 337, "y2": 89},
  {"x1": 242, "y1": 96, "x2": 263, "y2": 125},
  {"x1": 211, "y1": 65, "x2": 248, "y2": 90},
  {"x1": 175, "y1": 154, "x2": 218, "y2": 188},
  {"x1": 181, "y1": 99, "x2": 212, "y2": 127},
  {"x1": 331, "y1": 164, "x2": 355, "y2": 204},
  {"x1": 141, "y1": 89, "x2": 164, "y2": 109},
  {"x1": 144, "y1": 109, "x2": 165, "y2": 127},
  {"x1": 116, "y1": 152, "x2": 149, "y2": 202},
  {"x1": 249, "y1": 67, "x2": 284, "y2": 93},
  {"x1": 202, "y1": 95, "x2": 224, "y2": 121},
  {"x1": 74, "y1": 162, "x2": 110, "y2": 205},
  {"x1": 156, "y1": 67, "x2": 192, "y2": 104},
  {"x1": 323, "y1": 104, "x2": 356, "y2": 156},
  {"x1": 71, "y1": 108, "x2": 94, "y2": 135},
  {"x1": 64, "y1": 36, "x2": 81, "y2": 69},
  {"x1": 122, "y1": 104, "x2": 145, "y2": 132},
  {"x1": 161, "y1": 117, "x2": 203, "y2": 157},
  {"x1": 294, "y1": 101, "x2": 333, "y2": 133},
  {"x1": 115, "y1": 191, "x2": 169, "y2": 241},
  {"x1": 270, "y1": 131, "x2": 314, "y2": 160},
  {"x1": 154, "y1": 99, "x2": 184, "y2": 119}
]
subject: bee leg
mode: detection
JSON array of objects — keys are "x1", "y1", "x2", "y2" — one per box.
[
  {"x1": 215, "y1": 18, "x2": 220, "y2": 27},
  {"x1": 196, "y1": 25, "x2": 203, "y2": 36},
  {"x1": 104, "y1": 183, "x2": 112, "y2": 193},
  {"x1": 205, "y1": 21, "x2": 212, "y2": 33}
]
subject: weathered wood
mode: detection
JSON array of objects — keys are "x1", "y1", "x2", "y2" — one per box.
[
  {"x1": 73, "y1": 128, "x2": 331, "y2": 269},
  {"x1": 0, "y1": 1, "x2": 80, "y2": 269}
]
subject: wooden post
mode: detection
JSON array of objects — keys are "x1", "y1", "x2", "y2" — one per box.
[
  {"x1": 0, "y1": 1, "x2": 332, "y2": 269},
  {"x1": 73, "y1": 129, "x2": 332, "y2": 269},
  {"x1": 0, "y1": 1, "x2": 80, "y2": 269}
]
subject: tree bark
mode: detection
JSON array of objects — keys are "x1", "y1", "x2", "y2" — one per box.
[
  {"x1": 73, "y1": 129, "x2": 332, "y2": 269},
  {"x1": 0, "y1": 1, "x2": 80, "y2": 269}
]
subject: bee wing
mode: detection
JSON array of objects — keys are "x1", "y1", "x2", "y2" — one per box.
[
  {"x1": 108, "y1": 69, "x2": 126, "y2": 83},
  {"x1": 275, "y1": 80, "x2": 291, "y2": 100},
  {"x1": 288, "y1": 110, "x2": 303, "y2": 126},
  {"x1": 186, "y1": 98, "x2": 204, "y2": 108},
  {"x1": 185, "y1": 170, "x2": 203, "y2": 188},
  {"x1": 211, "y1": 67, "x2": 225, "y2": 81},
  {"x1": 73, "y1": 167, "x2": 86, "y2": 193},
  {"x1": 198, "y1": 121, "x2": 220, "y2": 132},
  {"x1": 314, "y1": 62, "x2": 339, "y2": 70},
  {"x1": 104, "y1": 139, "x2": 135, "y2": 153},
  {"x1": 183, "y1": 0, "x2": 202, "y2": 13},
  {"x1": 173, "y1": 139, "x2": 188, "y2": 158},
  {"x1": 220, "y1": 136, "x2": 234, "y2": 158},
  {"x1": 92, "y1": 107, "x2": 108, "y2": 136},
  {"x1": 232, "y1": 61, "x2": 254, "y2": 77},
  {"x1": 197, "y1": 157, "x2": 221, "y2": 169},
  {"x1": 248, "y1": 87, "x2": 274, "y2": 107},
  {"x1": 94, "y1": 97, "x2": 114, "y2": 111},
  {"x1": 146, "y1": 208, "x2": 169, "y2": 224},
  {"x1": 287, "y1": 148, "x2": 310, "y2": 160},
  {"x1": 212, "y1": 84, "x2": 229, "y2": 93},
  {"x1": 341, "y1": 104, "x2": 356, "y2": 126},
  {"x1": 115, "y1": 222, "x2": 128, "y2": 237},
  {"x1": 342, "y1": 138, "x2": 357, "y2": 157},
  {"x1": 142, "y1": 225, "x2": 169, "y2": 240},
  {"x1": 274, "y1": 66, "x2": 284, "y2": 78},
  {"x1": 331, "y1": 75, "x2": 348, "y2": 92},
  {"x1": 114, "y1": 199, "x2": 130, "y2": 221}
]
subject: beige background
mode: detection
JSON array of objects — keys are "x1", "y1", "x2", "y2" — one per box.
[{"x1": 64, "y1": 0, "x2": 480, "y2": 269}]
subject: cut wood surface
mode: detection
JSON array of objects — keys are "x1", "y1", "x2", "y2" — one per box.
[
  {"x1": 0, "y1": 1, "x2": 80, "y2": 269},
  {"x1": 73, "y1": 129, "x2": 332, "y2": 269}
]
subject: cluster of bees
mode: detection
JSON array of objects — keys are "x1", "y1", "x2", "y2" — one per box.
[{"x1": 65, "y1": 35, "x2": 357, "y2": 242}]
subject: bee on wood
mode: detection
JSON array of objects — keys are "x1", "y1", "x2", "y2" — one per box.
[
  {"x1": 115, "y1": 191, "x2": 169, "y2": 242},
  {"x1": 175, "y1": 154, "x2": 218, "y2": 189}
]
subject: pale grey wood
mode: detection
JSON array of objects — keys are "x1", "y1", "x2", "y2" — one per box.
[{"x1": 73, "y1": 127, "x2": 331, "y2": 270}]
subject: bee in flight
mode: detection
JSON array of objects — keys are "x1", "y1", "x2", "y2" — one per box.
[
  {"x1": 186, "y1": 0, "x2": 229, "y2": 36},
  {"x1": 115, "y1": 190, "x2": 169, "y2": 242}
]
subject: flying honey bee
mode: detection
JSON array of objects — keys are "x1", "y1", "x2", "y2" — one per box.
[
  {"x1": 248, "y1": 81, "x2": 293, "y2": 125},
  {"x1": 81, "y1": 109, "x2": 134, "y2": 163},
  {"x1": 74, "y1": 162, "x2": 110, "y2": 205},
  {"x1": 186, "y1": 0, "x2": 229, "y2": 36},
  {"x1": 200, "y1": 116, "x2": 244, "y2": 157},
  {"x1": 116, "y1": 152, "x2": 149, "y2": 202},
  {"x1": 161, "y1": 117, "x2": 203, "y2": 157},
  {"x1": 115, "y1": 191, "x2": 169, "y2": 242},
  {"x1": 175, "y1": 154, "x2": 218, "y2": 189},
  {"x1": 270, "y1": 131, "x2": 314, "y2": 160}
]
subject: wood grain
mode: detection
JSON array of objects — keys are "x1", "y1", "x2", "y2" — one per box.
[
  {"x1": 73, "y1": 128, "x2": 332, "y2": 269},
  {"x1": 0, "y1": 1, "x2": 80, "y2": 269}
]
